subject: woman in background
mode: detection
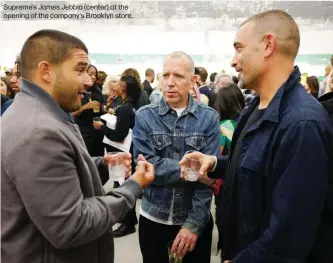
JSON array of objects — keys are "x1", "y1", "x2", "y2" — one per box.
[
  {"x1": 72, "y1": 64, "x2": 105, "y2": 157},
  {"x1": 93, "y1": 75, "x2": 142, "y2": 238},
  {"x1": 305, "y1": 76, "x2": 320, "y2": 98},
  {"x1": 122, "y1": 68, "x2": 149, "y2": 108}
]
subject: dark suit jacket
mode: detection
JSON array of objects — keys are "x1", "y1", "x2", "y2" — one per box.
[{"x1": 143, "y1": 80, "x2": 153, "y2": 97}]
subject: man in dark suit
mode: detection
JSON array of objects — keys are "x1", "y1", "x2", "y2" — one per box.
[{"x1": 142, "y1": 68, "x2": 155, "y2": 97}]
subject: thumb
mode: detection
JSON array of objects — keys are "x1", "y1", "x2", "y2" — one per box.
[
  {"x1": 135, "y1": 161, "x2": 146, "y2": 175},
  {"x1": 199, "y1": 162, "x2": 211, "y2": 176},
  {"x1": 137, "y1": 154, "x2": 146, "y2": 162}
]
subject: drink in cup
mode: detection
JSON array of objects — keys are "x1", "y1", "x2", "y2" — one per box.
[
  {"x1": 184, "y1": 150, "x2": 201, "y2": 182},
  {"x1": 108, "y1": 152, "x2": 127, "y2": 183}
]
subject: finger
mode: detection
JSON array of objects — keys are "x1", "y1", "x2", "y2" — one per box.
[
  {"x1": 199, "y1": 161, "x2": 211, "y2": 177},
  {"x1": 189, "y1": 239, "x2": 196, "y2": 252},
  {"x1": 137, "y1": 154, "x2": 146, "y2": 162},
  {"x1": 176, "y1": 238, "x2": 186, "y2": 257},
  {"x1": 171, "y1": 236, "x2": 180, "y2": 254}
]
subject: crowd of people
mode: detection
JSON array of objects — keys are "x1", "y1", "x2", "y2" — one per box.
[{"x1": 1, "y1": 9, "x2": 333, "y2": 263}]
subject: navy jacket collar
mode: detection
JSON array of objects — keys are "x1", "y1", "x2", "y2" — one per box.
[{"x1": 246, "y1": 66, "x2": 301, "y2": 124}]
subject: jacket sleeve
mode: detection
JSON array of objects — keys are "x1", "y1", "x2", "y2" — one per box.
[
  {"x1": 133, "y1": 111, "x2": 182, "y2": 185},
  {"x1": 5, "y1": 127, "x2": 142, "y2": 250},
  {"x1": 208, "y1": 156, "x2": 229, "y2": 179},
  {"x1": 183, "y1": 112, "x2": 221, "y2": 235},
  {"x1": 100, "y1": 106, "x2": 132, "y2": 142},
  {"x1": 231, "y1": 120, "x2": 330, "y2": 263}
]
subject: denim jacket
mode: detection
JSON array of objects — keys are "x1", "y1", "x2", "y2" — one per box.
[
  {"x1": 133, "y1": 95, "x2": 220, "y2": 235},
  {"x1": 211, "y1": 66, "x2": 333, "y2": 263}
]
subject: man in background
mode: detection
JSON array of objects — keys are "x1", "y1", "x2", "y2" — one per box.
[{"x1": 143, "y1": 68, "x2": 155, "y2": 97}]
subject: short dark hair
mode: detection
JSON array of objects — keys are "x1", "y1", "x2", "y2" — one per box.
[
  {"x1": 145, "y1": 68, "x2": 155, "y2": 77},
  {"x1": 306, "y1": 76, "x2": 320, "y2": 96},
  {"x1": 232, "y1": 76, "x2": 239, "y2": 85},
  {"x1": 210, "y1": 72, "x2": 218, "y2": 82},
  {"x1": 240, "y1": 10, "x2": 300, "y2": 59},
  {"x1": 120, "y1": 75, "x2": 142, "y2": 109},
  {"x1": 195, "y1": 67, "x2": 208, "y2": 83},
  {"x1": 214, "y1": 83, "x2": 245, "y2": 121},
  {"x1": 20, "y1": 29, "x2": 88, "y2": 79}
]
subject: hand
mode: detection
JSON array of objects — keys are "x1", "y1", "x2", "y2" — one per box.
[
  {"x1": 93, "y1": 121, "x2": 104, "y2": 130},
  {"x1": 171, "y1": 228, "x2": 198, "y2": 258},
  {"x1": 131, "y1": 154, "x2": 154, "y2": 188},
  {"x1": 199, "y1": 176, "x2": 218, "y2": 190},
  {"x1": 103, "y1": 152, "x2": 132, "y2": 178},
  {"x1": 223, "y1": 261, "x2": 230, "y2": 263},
  {"x1": 179, "y1": 152, "x2": 216, "y2": 178},
  {"x1": 82, "y1": 101, "x2": 100, "y2": 111}
]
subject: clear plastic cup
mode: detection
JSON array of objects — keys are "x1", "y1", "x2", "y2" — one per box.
[
  {"x1": 184, "y1": 150, "x2": 201, "y2": 182},
  {"x1": 108, "y1": 152, "x2": 127, "y2": 183}
]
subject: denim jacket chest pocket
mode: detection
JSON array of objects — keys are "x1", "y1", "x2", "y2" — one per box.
[
  {"x1": 150, "y1": 132, "x2": 172, "y2": 151},
  {"x1": 185, "y1": 134, "x2": 206, "y2": 151},
  {"x1": 238, "y1": 126, "x2": 275, "y2": 234}
]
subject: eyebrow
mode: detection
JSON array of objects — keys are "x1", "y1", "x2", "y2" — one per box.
[{"x1": 75, "y1": 61, "x2": 88, "y2": 68}]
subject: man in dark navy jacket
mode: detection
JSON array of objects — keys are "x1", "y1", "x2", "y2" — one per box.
[{"x1": 180, "y1": 10, "x2": 333, "y2": 263}]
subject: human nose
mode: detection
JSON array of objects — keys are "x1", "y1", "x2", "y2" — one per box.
[
  {"x1": 231, "y1": 53, "x2": 238, "y2": 68},
  {"x1": 83, "y1": 72, "x2": 93, "y2": 88}
]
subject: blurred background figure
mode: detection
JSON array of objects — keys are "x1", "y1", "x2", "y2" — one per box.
[
  {"x1": 1, "y1": 77, "x2": 13, "y2": 107},
  {"x1": 214, "y1": 73, "x2": 233, "y2": 91},
  {"x1": 72, "y1": 64, "x2": 105, "y2": 157},
  {"x1": 104, "y1": 74, "x2": 122, "y2": 112},
  {"x1": 122, "y1": 68, "x2": 150, "y2": 108},
  {"x1": 149, "y1": 73, "x2": 163, "y2": 104},
  {"x1": 143, "y1": 68, "x2": 155, "y2": 97},
  {"x1": 305, "y1": 76, "x2": 320, "y2": 98}
]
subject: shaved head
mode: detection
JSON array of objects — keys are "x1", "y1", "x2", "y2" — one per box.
[
  {"x1": 240, "y1": 10, "x2": 300, "y2": 59},
  {"x1": 166, "y1": 51, "x2": 195, "y2": 75}
]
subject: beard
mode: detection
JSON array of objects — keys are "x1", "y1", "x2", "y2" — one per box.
[{"x1": 53, "y1": 74, "x2": 82, "y2": 112}]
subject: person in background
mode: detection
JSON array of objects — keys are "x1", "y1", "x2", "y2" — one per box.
[
  {"x1": 195, "y1": 66, "x2": 214, "y2": 107},
  {"x1": 1, "y1": 28, "x2": 155, "y2": 263},
  {"x1": 96, "y1": 70, "x2": 108, "y2": 104},
  {"x1": 1, "y1": 77, "x2": 12, "y2": 107},
  {"x1": 122, "y1": 68, "x2": 150, "y2": 108},
  {"x1": 104, "y1": 74, "x2": 122, "y2": 112},
  {"x1": 319, "y1": 58, "x2": 333, "y2": 97},
  {"x1": 143, "y1": 68, "x2": 155, "y2": 97},
  {"x1": 318, "y1": 72, "x2": 333, "y2": 124},
  {"x1": 305, "y1": 76, "x2": 320, "y2": 98},
  {"x1": 72, "y1": 64, "x2": 105, "y2": 158},
  {"x1": 214, "y1": 73, "x2": 233, "y2": 91},
  {"x1": 93, "y1": 75, "x2": 142, "y2": 237},
  {"x1": 1, "y1": 55, "x2": 21, "y2": 115},
  {"x1": 149, "y1": 73, "x2": 163, "y2": 104},
  {"x1": 208, "y1": 72, "x2": 218, "y2": 92}
]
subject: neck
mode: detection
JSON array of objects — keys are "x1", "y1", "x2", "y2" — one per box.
[
  {"x1": 167, "y1": 98, "x2": 189, "y2": 109},
  {"x1": 146, "y1": 78, "x2": 151, "y2": 83},
  {"x1": 253, "y1": 61, "x2": 294, "y2": 109},
  {"x1": 121, "y1": 93, "x2": 127, "y2": 101}
]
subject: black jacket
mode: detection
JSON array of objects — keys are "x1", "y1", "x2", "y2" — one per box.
[
  {"x1": 318, "y1": 91, "x2": 333, "y2": 125},
  {"x1": 143, "y1": 80, "x2": 153, "y2": 97}
]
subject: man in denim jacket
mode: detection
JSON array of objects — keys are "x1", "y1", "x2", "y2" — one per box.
[{"x1": 133, "y1": 51, "x2": 220, "y2": 263}]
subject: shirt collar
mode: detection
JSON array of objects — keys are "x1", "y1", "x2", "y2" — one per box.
[
  {"x1": 20, "y1": 78, "x2": 73, "y2": 123},
  {"x1": 158, "y1": 94, "x2": 199, "y2": 119},
  {"x1": 246, "y1": 66, "x2": 301, "y2": 123}
]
